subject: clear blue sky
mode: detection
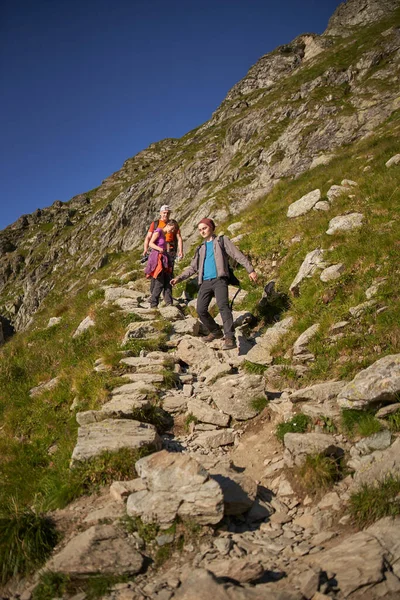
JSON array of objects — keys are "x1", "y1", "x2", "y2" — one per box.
[{"x1": 0, "y1": 0, "x2": 341, "y2": 230}]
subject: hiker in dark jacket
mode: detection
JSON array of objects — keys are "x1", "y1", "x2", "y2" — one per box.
[{"x1": 171, "y1": 218, "x2": 257, "y2": 350}]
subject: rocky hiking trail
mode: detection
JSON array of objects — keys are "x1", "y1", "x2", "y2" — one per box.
[{"x1": 17, "y1": 272, "x2": 400, "y2": 600}]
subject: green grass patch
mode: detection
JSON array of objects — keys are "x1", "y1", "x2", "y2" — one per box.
[
  {"x1": 243, "y1": 360, "x2": 268, "y2": 375},
  {"x1": 276, "y1": 413, "x2": 311, "y2": 442},
  {"x1": 250, "y1": 395, "x2": 269, "y2": 412},
  {"x1": 184, "y1": 413, "x2": 199, "y2": 432},
  {"x1": 298, "y1": 453, "x2": 343, "y2": 495},
  {"x1": 341, "y1": 409, "x2": 382, "y2": 438},
  {"x1": 0, "y1": 504, "x2": 59, "y2": 585},
  {"x1": 387, "y1": 410, "x2": 400, "y2": 432},
  {"x1": 349, "y1": 475, "x2": 400, "y2": 527}
]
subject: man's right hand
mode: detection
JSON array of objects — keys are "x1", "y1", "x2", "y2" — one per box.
[{"x1": 171, "y1": 278, "x2": 179, "y2": 286}]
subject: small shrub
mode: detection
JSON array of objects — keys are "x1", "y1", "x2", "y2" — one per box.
[
  {"x1": 315, "y1": 415, "x2": 337, "y2": 434},
  {"x1": 276, "y1": 413, "x2": 310, "y2": 442},
  {"x1": 32, "y1": 571, "x2": 70, "y2": 600},
  {"x1": 184, "y1": 413, "x2": 199, "y2": 432},
  {"x1": 0, "y1": 504, "x2": 59, "y2": 584},
  {"x1": 130, "y1": 405, "x2": 173, "y2": 434},
  {"x1": 349, "y1": 475, "x2": 400, "y2": 527},
  {"x1": 298, "y1": 453, "x2": 342, "y2": 494},
  {"x1": 387, "y1": 410, "x2": 400, "y2": 432},
  {"x1": 122, "y1": 516, "x2": 159, "y2": 544},
  {"x1": 341, "y1": 408, "x2": 382, "y2": 438},
  {"x1": 243, "y1": 361, "x2": 267, "y2": 375},
  {"x1": 161, "y1": 369, "x2": 180, "y2": 389},
  {"x1": 250, "y1": 395, "x2": 269, "y2": 412}
]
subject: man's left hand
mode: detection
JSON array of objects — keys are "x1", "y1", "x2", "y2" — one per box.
[{"x1": 249, "y1": 271, "x2": 257, "y2": 283}]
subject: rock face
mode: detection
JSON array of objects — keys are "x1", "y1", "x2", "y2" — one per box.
[
  {"x1": 126, "y1": 450, "x2": 224, "y2": 526},
  {"x1": 1, "y1": 0, "x2": 399, "y2": 331},
  {"x1": 324, "y1": 0, "x2": 400, "y2": 37},
  {"x1": 337, "y1": 354, "x2": 400, "y2": 408}
]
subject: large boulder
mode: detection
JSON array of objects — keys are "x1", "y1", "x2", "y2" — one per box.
[
  {"x1": 246, "y1": 317, "x2": 294, "y2": 365},
  {"x1": 175, "y1": 336, "x2": 222, "y2": 374},
  {"x1": 211, "y1": 374, "x2": 266, "y2": 420},
  {"x1": 337, "y1": 354, "x2": 400, "y2": 409},
  {"x1": 289, "y1": 249, "x2": 327, "y2": 295},
  {"x1": 126, "y1": 451, "x2": 224, "y2": 526}
]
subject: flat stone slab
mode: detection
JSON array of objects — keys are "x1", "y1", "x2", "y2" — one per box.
[
  {"x1": 311, "y1": 531, "x2": 385, "y2": 597},
  {"x1": 104, "y1": 287, "x2": 143, "y2": 303},
  {"x1": 337, "y1": 354, "x2": 400, "y2": 409},
  {"x1": 71, "y1": 419, "x2": 161, "y2": 464},
  {"x1": 290, "y1": 381, "x2": 346, "y2": 403},
  {"x1": 187, "y1": 398, "x2": 230, "y2": 427},
  {"x1": 287, "y1": 189, "x2": 321, "y2": 218},
  {"x1": 194, "y1": 429, "x2": 236, "y2": 449},
  {"x1": 46, "y1": 524, "x2": 143, "y2": 576}
]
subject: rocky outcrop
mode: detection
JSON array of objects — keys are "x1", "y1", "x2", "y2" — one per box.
[{"x1": 324, "y1": 0, "x2": 400, "y2": 37}]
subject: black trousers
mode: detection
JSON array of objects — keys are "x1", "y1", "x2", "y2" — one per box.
[
  {"x1": 150, "y1": 271, "x2": 173, "y2": 307},
  {"x1": 196, "y1": 278, "x2": 234, "y2": 338}
]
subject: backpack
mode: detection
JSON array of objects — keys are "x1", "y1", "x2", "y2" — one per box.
[{"x1": 152, "y1": 219, "x2": 178, "y2": 253}]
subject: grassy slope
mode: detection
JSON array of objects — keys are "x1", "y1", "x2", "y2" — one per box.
[{"x1": 0, "y1": 10, "x2": 399, "y2": 526}]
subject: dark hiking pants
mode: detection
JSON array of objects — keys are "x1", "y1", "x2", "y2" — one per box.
[
  {"x1": 150, "y1": 271, "x2": 173, "y2": 307},
  {"x1": 196, "y1": 278, "x2": 234, "y2": 338}
]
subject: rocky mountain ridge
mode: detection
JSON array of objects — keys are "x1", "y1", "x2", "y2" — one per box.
[{"x1": 0, "y1": 0, "x2": 399, "y2": 332}]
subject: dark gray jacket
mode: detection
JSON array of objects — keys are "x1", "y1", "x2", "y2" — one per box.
[{"x1": 177, "y1": 235, "x2": 254, "y2": 285}]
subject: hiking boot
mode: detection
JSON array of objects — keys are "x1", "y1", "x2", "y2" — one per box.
[
  {"x1": 223, "y1": 337, "x2": 236, "y2": 350},
  {"x1": 203, "y1": 330, "x2": 223, "y2": 342}
]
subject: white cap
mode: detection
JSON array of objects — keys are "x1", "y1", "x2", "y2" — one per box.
[{"x1": 160, "y1": 204, "x2": 170, "y2": 212}]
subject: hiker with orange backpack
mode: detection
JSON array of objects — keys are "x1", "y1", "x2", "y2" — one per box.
[
  {"x1": 143, "y1": 204, "x2": 183, "y2": 306},
  {"x1": 171, "y1": 218, "x2": 257, "y2": 350},
  {"x1": 145, "y1": 220, "x2": 179, "y2": 308}
]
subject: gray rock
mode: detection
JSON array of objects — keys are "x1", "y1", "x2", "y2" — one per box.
[
  {"x1": 172, "y1": 316, "x2": 201, "y2": 336},
  {"x1": 194, "y1": 429, "x2": 236, "y2": 449},
  {"x1": 354, "y1": 430, "x2": 392, "y2": 455},
  {"x1": 70, "y1": 419, "x2": 161, "y2": 464},
  {"x1": 292, "y1": 323, "x2": 320, "y2": 359},
  {"x1": 386, "y1": 153, "x2": 400, "y2": 167},
  {"x1": 349, "y1": 299, "x2": 376, "y2": 318},
  {"x1": 313, "y1": 200, "x2": 331, "y2": 211},
  {"x1": 127, "y1": 451, "x2": 224, "y2": 526},
  {"x1": 326, "y1": 212, "x2": 364, "y2": 235},
  {"x1": 204, "y1": 558, "x2": 264, "y2": 583},
  {"x1": 158, "y1": 305, "x2": 184, "y2": 320},
  {"x1": 209, "y1": 467, "x2": 257, "y2": 515},
  {"x1": 122, "y1": 322, "x2": 158, "y2": 343},
  {"x1": 290, "y1": 381, "x2": 346, "y2": 403},
  {"x1": 376, "y1": 402, "x2": 400, "y2": 418},
  {"x1": 284, "y1": 432, "x2": 343, "y2": 467},
  {"x1": 290, "y1": 249, "x2": 327, "y2": 295},
  {"x1": 212, "y1": 374, "x2": 266, "y2": 420},
  {"x1": 311, "y1": 531, "x2": 385, "y2": 597},
  {"x1": 46, "y1": 524, "x2": 143, "y2": 576},
  {"x1": 47, "y1": 316, "x2": 62, "y2": 328},
  {"x1": 351, "y1": 437, "x2": 400, "y2": 487},
  {"x1": 104, "y1": 287, "x2": 142, "y2": 303},
  {"x1": 246, "y1": 317, "x2": 294, "y2": 365},
  {"x1": 326, "y1": 184, "x2": 350, "y2": 202},
  {"x1": 29, "y1": 376, "x2": 60, "y2": 398},
  {"x1": 175, "y1": 337, "x2": 221, "y2": 374},
  {"x1": 320, "y1": 263, "x2": 345, "y2": 282},
  {"x1": 337, "y1": 354, "x2": 400, "y2": 409},
  {"x1": 287, "y1": 189, "x2": 321, "y2": 218},
  {"x1": 73, "y1": 316, "x2": 95, "y2": 338},
  {"x1": 187, "y1": 398, "x2": 230, "y2": 427}
]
